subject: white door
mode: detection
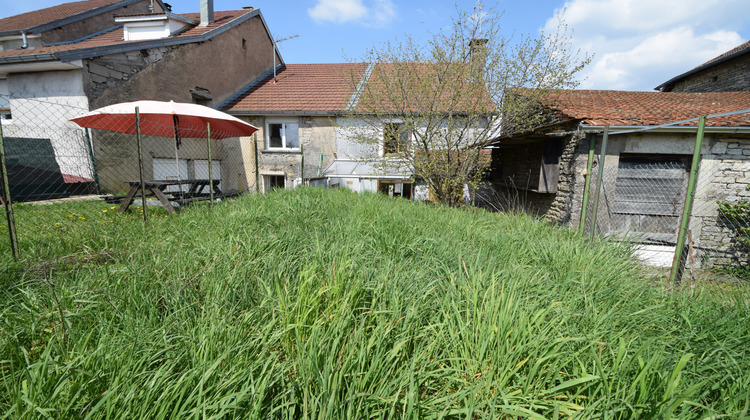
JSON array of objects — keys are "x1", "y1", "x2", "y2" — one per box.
[
  {"x1": 153, "y1": 159, "x2": 189, "y2": 192},
  {"x1": 194, "y1": 160, "x2": 221, "y2": 193}
]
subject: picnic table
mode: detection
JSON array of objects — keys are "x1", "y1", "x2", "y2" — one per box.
[{"x1": 118, "y1": 179, "x2": 221, "y2": 214}]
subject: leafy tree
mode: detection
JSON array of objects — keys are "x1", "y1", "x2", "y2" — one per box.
[{"x1": 340, "y1": 4, "x2": 590, "y2": 206}]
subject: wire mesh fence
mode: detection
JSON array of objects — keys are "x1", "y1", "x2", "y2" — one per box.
[
  {"x1": 0, "y1": 93, "x2": 261, "y2": 260},
  {"x1": 580, "y1": 125, "x2": 750, "y2": 282}
]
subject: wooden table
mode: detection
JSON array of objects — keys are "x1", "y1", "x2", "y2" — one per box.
[{"x1": 118, "y1": 179, "x2": 222, "y2": 214}]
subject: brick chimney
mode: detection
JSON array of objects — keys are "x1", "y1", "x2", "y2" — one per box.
[
  {"x1": 200, "y1": 0, "x2": 214, "y2": 26},
  {"x1": 469, "y1": 39, "x2": 488, "y2": 68}
]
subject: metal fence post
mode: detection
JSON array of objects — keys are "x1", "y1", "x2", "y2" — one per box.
[
  {"x1": 300, "y1": 143, "x2": 305, "y2": 186},
  {"x1": 206, "y1": 122, "x2": 214, "y2": 205},
  {"x1": 84, "y1": 128, "x2": 101, "y2": 194},
  {"x1": 670, "y1": 116, "x2": 706, "y2": 284},
  {"x1": 0, "y1": 123, "x2": 19, "y2": 259},
  {"x1": 254, "y1": 132, "x2": 259, "y2": 193},
  {"x1": 579, "y1": 134, "x2": 597, "y2": 235},
  {"x1": 589, "y1": 126, "x2": 609, "y2": 238}
]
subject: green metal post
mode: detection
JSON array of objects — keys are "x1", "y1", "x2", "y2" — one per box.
[
  {"x1": 318, "y1": 152, "x2": 324, "y2": 177},
  {"x1": 0, "y1": 123, "x2": 19, "y2": 259},
  {"x1": 589, "y1": 126, "x2": 609, "y2": 238},
  {"x1": 578, "y1": 134, "x2": 597, "y2": 235},
  {"x1": 136, "y1": 107, "x2": 148, "y2": 225},
  {"x1": 206, "y1": 122, "x2": 214, "y2": 205},
  {"x1": 253, "y1": 133, "x2": 259, "y2": 193},
  {"x1": 670, "y1": 116, "x2": 706, "y2": 284},
  {"x1": 300, "y1": 143, "x2": 305, "y2": 186},
  {"x1": 84, "y1": 128, "x2": 101, "y2": 194}
]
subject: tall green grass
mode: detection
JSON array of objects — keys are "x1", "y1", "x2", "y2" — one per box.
[{"x1": 1, "y1": 188, "x2": 749, "y2": 418}]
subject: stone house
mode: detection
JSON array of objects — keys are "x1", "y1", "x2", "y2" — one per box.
[
  {"x1": 0, "y1": 0, "x2": 282, "y2": 195},
  {"x1": 490, "y1": 89, "x2": 750, "y2": 268},
  {"x1": 656, "y1": 40, "x2": 750, "y2": 92},
  {"x1": 222, "y1": 63, "x2": 426, "y2": 198}
]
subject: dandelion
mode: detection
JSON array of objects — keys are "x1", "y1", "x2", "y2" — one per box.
[
  {"x1": 110, "y1": 206, "x2": 116, "y2": 210},
  {"x1": 102, "y1": 210, "x2": 108, "y2": 213},
  {"x1": 78, "y1": 216, "x2": 85, "y2": 220}
]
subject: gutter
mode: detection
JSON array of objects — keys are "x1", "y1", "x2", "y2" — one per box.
[{"x1": 579, "y1": 125, "x2": 750, "y2": 135}]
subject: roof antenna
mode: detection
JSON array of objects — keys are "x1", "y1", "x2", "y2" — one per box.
[{"x1": 273, "y1": 34, "x2": 299, "y2": 83}]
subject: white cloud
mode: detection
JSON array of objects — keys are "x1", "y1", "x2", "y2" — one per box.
[
  {"x1": 308, "y1": 0, "x2": 397, "y2": 26},
  {"x1": 544, "y1": 0, "x2": 750, "y2": 90}
]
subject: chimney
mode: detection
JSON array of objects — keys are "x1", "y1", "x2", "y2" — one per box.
[
  {"x1": 469, "y1": 38, "x2": 488, "y2": 69},
  {"x1": 200, "y1": 0, "x2": 214, "y2": 26}
]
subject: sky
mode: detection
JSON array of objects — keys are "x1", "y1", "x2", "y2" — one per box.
[{"x1": 5, "y1": 0, "x2": 750, "y2": 91}]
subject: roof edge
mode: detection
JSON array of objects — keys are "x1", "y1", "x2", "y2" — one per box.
[
  {"x1": 0, "y1": 0, "x2": 143, "y2": 37},
  {"x1": 52, "y1": 8, "x2": 260, "y2": 62},
  {"x1": 654, "y1": 44, "x2": 750, "y2": 91}
]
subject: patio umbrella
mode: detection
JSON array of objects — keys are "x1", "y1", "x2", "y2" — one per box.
[
  {"x1": 70, "y1": 100, "x2": 258, "y2": 196},
  {"x1": 70, "y1": 100, "x2": 258, "y2": 220}
]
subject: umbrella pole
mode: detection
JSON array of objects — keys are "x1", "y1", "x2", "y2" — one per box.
[
  {"x1": 172, "y1": 114, "x2": 183, "y2": 202},
  {"x1": 136, "y1": 107, "x2": 148, "y2": 225},
  {"x1": 206, "y1": 122, "x2": 214, "y2": 206}
]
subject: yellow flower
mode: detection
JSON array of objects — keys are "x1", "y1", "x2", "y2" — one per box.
[
  {"x1": 102, "y1": 210, "x2": 108, "y2": 213},
  {"x1": 110, "y1": 206, "x2": 116, "y2": 210}
]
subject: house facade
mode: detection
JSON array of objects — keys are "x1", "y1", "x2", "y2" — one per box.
[
  {"x1": 222, "y1": 63, "x2": 423, "y2": 198},
  {"x1": 0, "y1": 0, "x2": 281, "y2": 196},
  {"x1": 490, "y1": 90, "x2": 750, "y2": 268}
]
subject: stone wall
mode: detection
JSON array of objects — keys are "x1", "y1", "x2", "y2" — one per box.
[{"x1": 666, "y1": 53, "x2": 750, "y2": 92}]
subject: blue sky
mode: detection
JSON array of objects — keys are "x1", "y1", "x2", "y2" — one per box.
[{"x1": 7, "y1": 0, "x2": 750, "y2": 91}]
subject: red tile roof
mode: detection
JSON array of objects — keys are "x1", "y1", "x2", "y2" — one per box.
[
  {"x1": 224, "y1": 63, "x2": 368, "y2": 113},
  {"x1": 0, "y1": 9, "x2": 254, "y2": 60},
  {"x1": 0, "y1": 0, "x2": 123, "y2": 32},
  {"x1": 536, "y1": 89, "x2": 750, "y2": 127},
  {"x1": 224, "y1": 62, "x2": 494, "y2": 114},
  {"x1": 357, "y1": 62, "x2": 493, "y2": 113}
]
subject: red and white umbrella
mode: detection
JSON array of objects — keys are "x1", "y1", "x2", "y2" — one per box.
[
  {"x1": 70, "y1": 100, "x2": 258, "y2": 195},
  {"x1": 70, "y1": 100, "x2": 258, "y2": 138}
]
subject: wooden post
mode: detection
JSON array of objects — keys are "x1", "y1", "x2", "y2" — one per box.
[
  {"x1": 0, "y1": 122, "x2": 19, "y2": 259},
  {"x1": 670, "y1": 116, "x2": 706, "y2": 284},
  {"x1": 136, "y1": 107, "x2": 148, "y2": 225},
  {"x1": 579, "y1": 134, "x2": 596, "y2": 235},
  {"x1": 206, "y1": 122, "x2": 214, "y2": 205},
  {"x1": 589, "y1": 126, "x2": 609, "y2": 238}
]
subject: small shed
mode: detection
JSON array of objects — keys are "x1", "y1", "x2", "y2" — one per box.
[{"x1": 489, "y1": 90, "x2": 750, "y2": 269}]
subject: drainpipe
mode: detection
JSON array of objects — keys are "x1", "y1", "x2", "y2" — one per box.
[{"x1": 21, "y1": 31, "x2": 28, "y2": 49}]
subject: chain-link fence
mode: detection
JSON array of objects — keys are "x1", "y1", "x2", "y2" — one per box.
[
  {"x1": 580, "y1": 121, "x2": 750, "y2": 282},
  {"x1": 1, "y1": 93, "x2": 261, "y2": 260}
]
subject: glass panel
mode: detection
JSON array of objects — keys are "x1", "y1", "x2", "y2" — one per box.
[
  {"x1": 269, "y1": 123, "x2": 282, "y2": 148},
  {"x1": 284, "y1": 123, "x2": 299, "y2": 148}
]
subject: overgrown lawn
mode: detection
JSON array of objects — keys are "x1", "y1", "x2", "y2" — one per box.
[{"x1": 1, "y1": 188, "x2": 748, "y2": 418}]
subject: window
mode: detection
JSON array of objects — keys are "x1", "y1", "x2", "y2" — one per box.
[
  {"x1": 383, "y1": 123, "x2": 409, "y2": 155},
  {"x1": 264, "y1": 174, "x2": 285, "y2": 191},
  {"x1": 613, "y1": 155, "x2": 688, "y2": 216},
  {"x1": 266, "y1": 120, "x2": 299, "y2": 150}
]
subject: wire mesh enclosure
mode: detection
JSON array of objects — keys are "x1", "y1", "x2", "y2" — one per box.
[{"x1": 0, "y1": 93, "x2": 263, "y2": 260}]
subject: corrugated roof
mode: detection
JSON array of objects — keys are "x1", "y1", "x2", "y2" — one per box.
[
  {"x1": 535, "y1": 89, "x2": 750, "y2": 127},
  {"x1": 224, "y1": 63, "x2": 368, "y2": 113},
  {"x1": 0, "y1": 9, "x2": 254, "y2": 60},
  {"x1": 0, "y1": 0, "x2": 123, "y2": 32}
]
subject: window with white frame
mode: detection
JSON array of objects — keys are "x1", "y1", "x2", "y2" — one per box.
[{"x1": 266, "y1": 120, "x2": 300, "y2": 150}]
